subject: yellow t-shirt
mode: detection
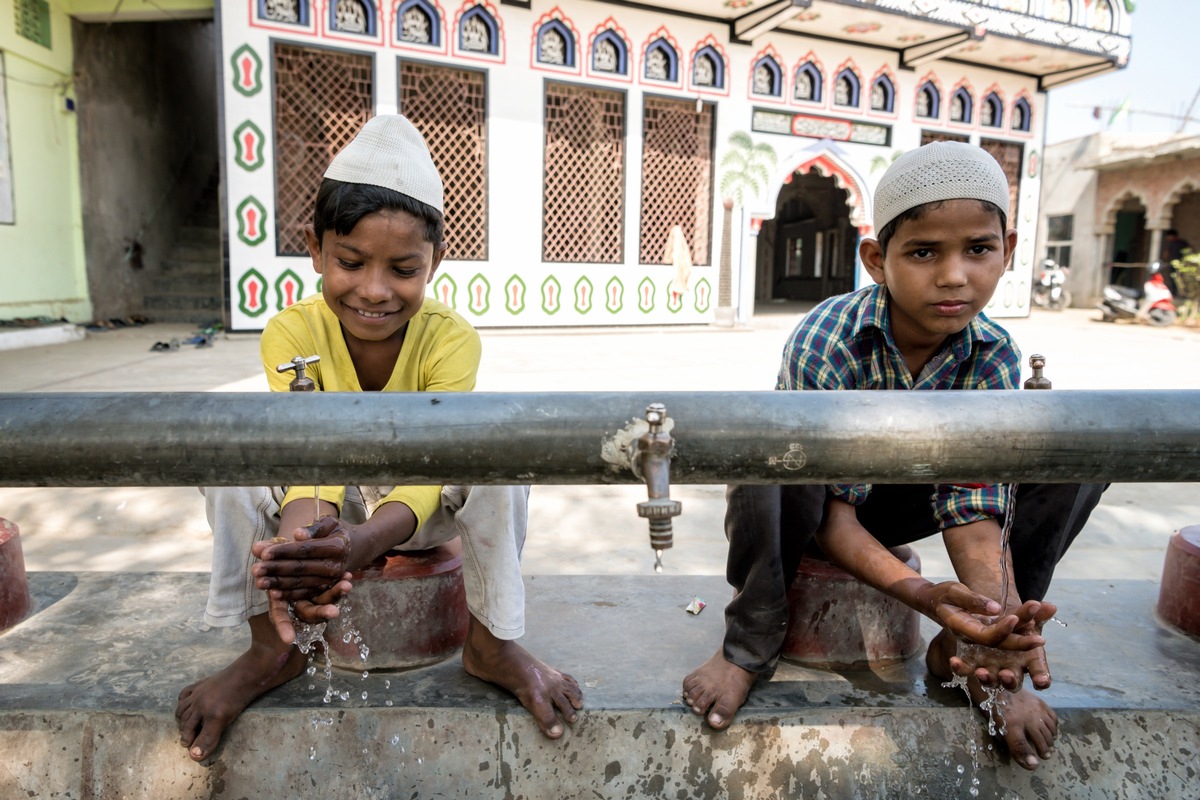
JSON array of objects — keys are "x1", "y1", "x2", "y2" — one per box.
[{"x1": 260, "y1": 293, "x2": 481, "y2": 530}]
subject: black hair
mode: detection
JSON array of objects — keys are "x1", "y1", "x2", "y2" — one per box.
[
  {"x1": 312, "y1": 178, "x2": 444, "y2": 246},
  {"x1": 877, "y1": 199, "x2": 1007, "y2": 256}
]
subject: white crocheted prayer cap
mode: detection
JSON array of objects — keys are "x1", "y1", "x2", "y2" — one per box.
[
  {"x1": 873, "y1": 141, "x2": 1009, "y2": 234},
  {"x1": 323, "y1": 115, "x2": 443, "y2": 213}
]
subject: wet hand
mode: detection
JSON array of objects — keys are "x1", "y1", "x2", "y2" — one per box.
[
  {"x1": 949, "y1": 642, "x2": 1052, "y2": 693},
  {"x1": 265, "y1": 575, "x2": 352, "y2": 645},
  {"x1": 251, "y1": 516, "x2": 354, "y2": 600}
]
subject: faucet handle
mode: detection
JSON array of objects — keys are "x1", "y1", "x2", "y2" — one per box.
[
  {"x1": 645, "y1": 402, "x2": 666, "y2": 430},
  {"x1": 277, "y1": 355, "x2": 321, "y2": 392}
]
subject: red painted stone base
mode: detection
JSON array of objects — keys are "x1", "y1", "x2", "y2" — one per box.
[
  {"x1": 0, "y1": 519, "x2": 32, "y2": 632},
  {"x1": 781, "y1": 546, "x2": 922, "y2": 669},
  {"x1": 326, "y1": 538, "x2": 469, "y2": 671},
  {"x1": 1157, "y1": 526, "x2": 1200, "y2": 638}
]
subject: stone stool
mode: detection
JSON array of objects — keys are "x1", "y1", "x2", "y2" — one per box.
[
  {"x1": 0, "y1": 518, "x2": 32, "y2": 633},
  {"x1": 1157, "y1": 525, "x2": 1200, "y2": 638},
  {"x1": 781, "y1": 545, "x2": 922, "y2": 669},
  {"x1": 325, "y1": 539, "x2": 469, "y2": 671}
]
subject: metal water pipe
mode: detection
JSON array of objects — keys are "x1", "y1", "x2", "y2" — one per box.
[{"x1": 1, "y1": 390, "x2": 1198, "y2": 487}]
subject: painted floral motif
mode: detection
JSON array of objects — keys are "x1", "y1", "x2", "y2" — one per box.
[
  {"x1": 723, "y1": 0, "x2": 753, "y2": 7},
  {"x1": 999, "y1": 54, "x2": 1036, "y2": 63},
  {"x1": 896, "y1": 33, "x2": 925, "y2": 43},
  {"x1": 795, "y1": 11, "x2": 820, "y2": 22},
  {"x1": 843, "y1": 22, "x2": 881, "y2": 35}
]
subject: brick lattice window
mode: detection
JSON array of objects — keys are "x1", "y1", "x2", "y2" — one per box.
[
  {"x1": 639, "y1": 97, "x2": 714, "y2": 265},
  {"x1": 980, "y1": 137, "x2": 1024, "y2": 252},
  {"x1": 541, "y1": 82, "x2": 625, "y2": 263},
  {"x1": 273, "y1": 43, "x2": 374, "y2": 256},
  {"x1": 15, "y1": 0, "x2": 51, "y2": 48},
  {"x1": 400, "y1": 60, "x2": 488, "y2": 260}
]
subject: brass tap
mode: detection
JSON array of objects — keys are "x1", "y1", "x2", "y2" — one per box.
[
  {"x1": 277, "y1": 355, "x2": 320, "y2": 392},
  {"x1": 632, "y1": 403, "x2": 682, "y2": 572},
  {"x1": 1023, "y1": 354, "x2": 1051, "y2": 390}
]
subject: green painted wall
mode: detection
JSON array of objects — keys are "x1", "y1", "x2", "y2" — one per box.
[{"x1": 0, "y1": 4, "x2": 90, "y2": 321}]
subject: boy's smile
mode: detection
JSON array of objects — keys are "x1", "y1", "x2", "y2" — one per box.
[
  {"x1": 861, "y1": 199, "x2": 1016, "y2": 362},
  {"x1": 305, "y1": 209, "x2": 443, "y2": 351}
]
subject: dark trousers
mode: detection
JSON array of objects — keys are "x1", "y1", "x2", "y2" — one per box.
[{"x1": 721, "y1": 482, "x2": 1107, "y2": 675}]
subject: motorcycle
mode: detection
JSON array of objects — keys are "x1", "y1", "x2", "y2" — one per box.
[
  {"x1": 1097, "y1": 263, "x2": 1177, "y2": 327},
  {"x1": 1032, "y1": 259, "x2": 1071, "y2": 310}
]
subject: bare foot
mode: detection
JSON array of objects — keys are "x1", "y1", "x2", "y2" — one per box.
[
  {"x1": 682, "y1": 649, "x2": 758, "y2": 730},
  {"x1": 175, "y1": 614, "x2": 307, "y2": 761},
  {"x1": 928, "y1": 629, "x2": 1058, "y2": 770},
  {"x1": 461, "y1": 616, "x2": 583, "y2": 739}
]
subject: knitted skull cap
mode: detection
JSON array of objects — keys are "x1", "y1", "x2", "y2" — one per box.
[
  {"x1": 873, "y1": 141, "x2": 1009, "y2": 234},
  {"x1": 323, "y1": 115, "x2": 443, "y2": 212}
]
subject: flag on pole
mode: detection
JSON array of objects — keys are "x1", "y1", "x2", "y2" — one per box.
[{"x1": 1107, "y1": 96, "x2": 1131, "y2": 128}]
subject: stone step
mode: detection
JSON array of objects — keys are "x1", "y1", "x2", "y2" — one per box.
[{"x1": 1, "y1": 573, "x2": 1196, "y2": 798}]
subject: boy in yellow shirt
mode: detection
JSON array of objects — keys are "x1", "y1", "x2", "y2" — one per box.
[{"x1": 176, "y1": 116, "x2": 582, "y2": 762}]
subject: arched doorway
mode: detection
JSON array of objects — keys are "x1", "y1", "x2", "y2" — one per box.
[{"x1": 755, "y1": 170, "x2": 858, "y2": 304}]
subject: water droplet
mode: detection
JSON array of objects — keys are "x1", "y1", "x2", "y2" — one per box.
[
  {"x1": 342, "y1": 632, "x2": 353, "y2": 643},
  {"x1": 340, "y1": 691, "x2": 349, "y2": 701},
  {"x1": 385, "y1": 700, "x2": 393, "y2": 707},
  {"x1": 417, "y1": 757, "x2": 423, "y2": 765},
  {"x1": 308, "y1": 684, "x2": 315, "y2": 690},
  {"x1": 361, "y1": 691, "x2": 368, "y2": 700},
  {"x1": 384, "y1": 680, "x2": 391, "y2": 689},
  {"x1": 390, "y1": 735, "x2": 400, "y2": 746},
  {"x1": 957, "y1": 765, "x2": 965, "y2": 774},
  {"x1": 309, "y1": 747, "x2": 316, "y2": 760},
  {"x1": 969, "y1": 789, "x2": 979, "y2": 797},
  {"x1": 362, "y1": 670, "x2": 369, "y2": 679},
  {"x1": 307, "y1": 666, "x2": 317, "y2": 676}
]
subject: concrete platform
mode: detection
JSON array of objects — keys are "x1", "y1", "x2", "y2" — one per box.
[{"x1": 1, "y1": 573, "x2": 1197, "y2": 799}]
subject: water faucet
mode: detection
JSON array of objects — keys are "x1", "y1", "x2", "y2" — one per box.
[
  {"x1": 1023, "y1": 354, "x2": 1051, "y2": 390},
  {"x1": 631, "y1": 403, "x2": 682, "y2": 572},
  {"x1": 277, "y1": 355, "x2": 320, "y2": 392}
]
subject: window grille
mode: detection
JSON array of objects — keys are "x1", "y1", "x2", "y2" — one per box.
[
  {"x1": 15, "y1": 0, "x2": 51, "y2": 48},
  {"x1": 400, "y1": 61, "x2": 488, "y2": 260},
  {"x1": 639, "y1": 96, "x2": 713, "y2": 266},
  {"x1": 541, "y1": 82, "x2": 625, "y2": 263},
  {"x1": 273, "y1": 43, "x2": 374, "y2": 256}
]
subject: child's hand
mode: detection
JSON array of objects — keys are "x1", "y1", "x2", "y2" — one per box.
[
  {"x1": 949, "y1": 640, "x2": 1053, "y2": 693},
  {"x1": 914, "y1": 581, "x2": 1046, "y2": 652},
  {"x1": 250, "y1": 516, "x2": 354, "y2": 601},
  {"x1": 251, "y1": 517, "x2": 356, "y2": 645}
]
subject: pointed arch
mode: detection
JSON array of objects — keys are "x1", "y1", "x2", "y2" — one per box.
[
  {"x1": 396, "y1": 0, "x2": 442, "y2": 46},
  {"x1": 915, "y1": 76, "x2": 941, "y2": 119},
  {"x1": 833, "y1": 62, "x2": 862, "y2": 108},
  {"x1": 642, "y1": 29, "x2": 681, "y2": 84},
  {"x1": 761, "y1": 142, "x2": 872, "y2": 229},
  {"x1": 587, "y1": 19, "x2": 631, "y2": 80},
  {"x1": 750, "y1": 50, "x2": 784, "y2": 98},
  {"x1": 869, "y1": 68, "x2": 895, "y2": 114},
  {"x1": 792, "y1": 56, "x2": 823, "y2": 104},
  {"x1": 1012, "y1": 94, "x2": 1033, "y2": 132}
]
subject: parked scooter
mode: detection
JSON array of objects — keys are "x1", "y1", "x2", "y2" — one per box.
[
  {"x1": 1097, "y1": 263, "x2": 1177, "y2": 327},
  {"x1": 1032, "y1": 259, "x2": 1071, "y2": 310}
]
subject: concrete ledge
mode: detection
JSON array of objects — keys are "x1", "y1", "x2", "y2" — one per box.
[
  {"x1": 0, "y1": 323, "x2": 85, "y2": 352},
  {"x1": 1, "y1": 573, "x2": 1197, "y2": 798}
]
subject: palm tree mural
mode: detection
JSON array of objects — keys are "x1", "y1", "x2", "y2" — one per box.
[{"x1": 717, "y1": 131, "x2": 777, "y2": 322}]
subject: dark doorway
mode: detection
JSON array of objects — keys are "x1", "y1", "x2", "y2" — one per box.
[
  {"x1": 755, "y1": 171, "x2": 858, "y2": 304},
  {"x1": 1110, "y1": 198, "x2": 1148, "y2": 288}
]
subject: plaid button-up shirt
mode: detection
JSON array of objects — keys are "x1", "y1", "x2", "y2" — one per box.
[{"x1": 777, "y1": 283, "x2": 1020, "y2": 529}]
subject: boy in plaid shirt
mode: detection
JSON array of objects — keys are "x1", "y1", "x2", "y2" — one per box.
[{"x1": 683, "y1": 142, "x2": 1104, "y2": 771}]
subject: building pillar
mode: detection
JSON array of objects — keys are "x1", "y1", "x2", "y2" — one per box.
[{"x1": 1148, "y1": 227, "x2": 1165, "y2": 267}]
